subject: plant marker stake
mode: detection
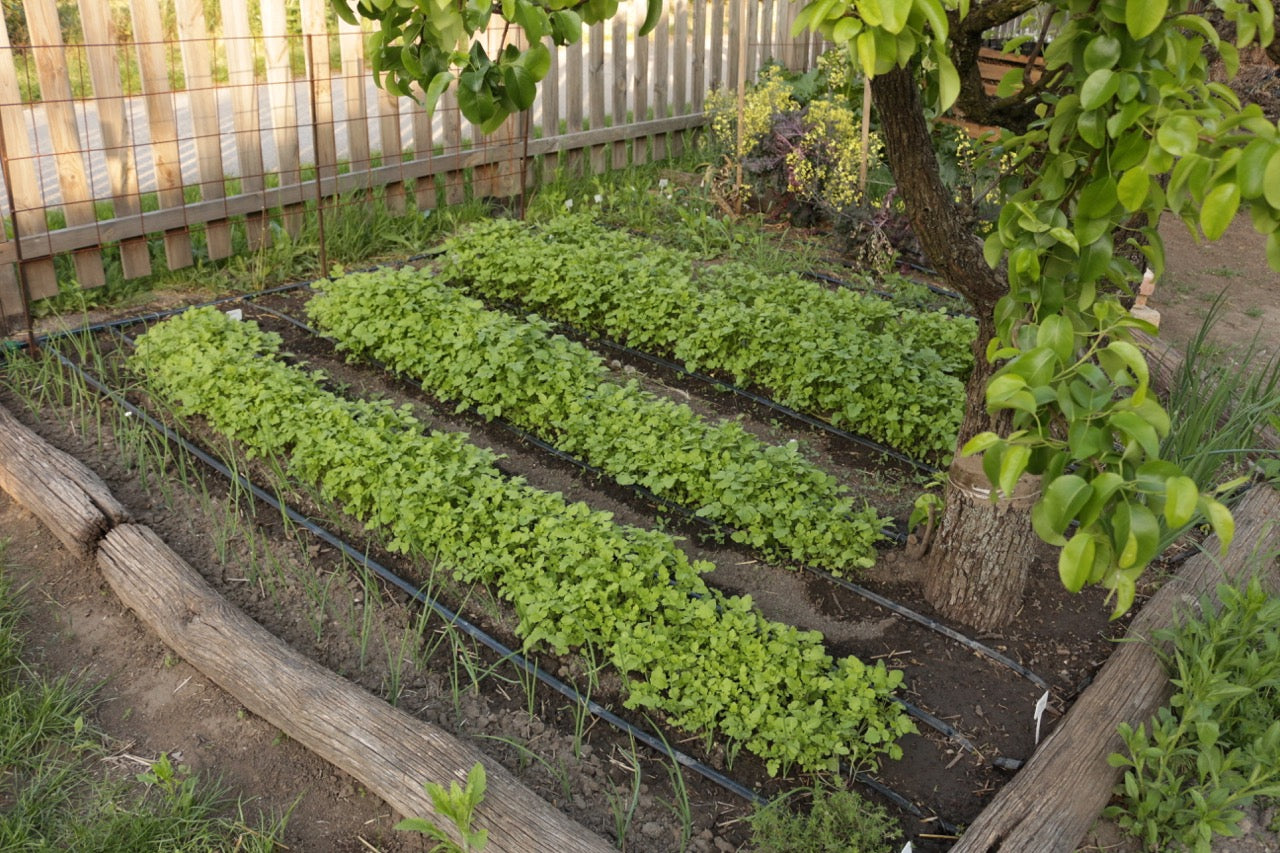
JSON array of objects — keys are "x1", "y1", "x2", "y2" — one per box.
[
  {"x1": 225, "y1": 309, "x2": 243, "y2": 321},
  {"x1": 1033, "y1": 690, "x2": 1050, "y2": 744},
  {"x1": 902, "y1": 843, "x2": 914, "y2": 853}
]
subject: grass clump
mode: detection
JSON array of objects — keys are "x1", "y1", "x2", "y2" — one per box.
[
  {"x1": 748, "y1": 780, "x2": 903, "y2": 852},
  {"x1": 0, "y1": 542, "x2": 287, "y2": 851}
]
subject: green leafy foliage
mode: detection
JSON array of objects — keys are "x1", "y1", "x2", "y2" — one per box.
[
  {"x1": 1106, "y1": 578, "x2": 1280, "y2": 851},
  {"x1": 329, "y1": 0, "x2": 657, "y2": 132},
  {"x1": 129, "y1": 308, "x2": 915, "y2": 775},
  {"x1": 307, "y1": 266, "x2": 888, "y2": 572},
  {"x1": 785, "y1": 0, "x2": 1280, "y2": 613},
  {"x1": 748, "y1": 780, "x2": 903, "y2": 853},
  {"x1": 439, "y1": 213, "x2": 975, "y2": 458},
  {"x1": 396, "y1": 762, "x2": 489, "y2": 852}
]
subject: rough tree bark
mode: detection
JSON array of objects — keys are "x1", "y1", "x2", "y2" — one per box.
[{"x1": 870, "y1": 66, "x2": 1043, "y2": 630}]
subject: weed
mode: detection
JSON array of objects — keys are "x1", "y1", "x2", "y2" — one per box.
[
  {"x1": 605, "y1": 736, "x2": 644, "y2": 846},
  {"x1": 748, "y1": 780, "x2": 903, "y2": 852},
  {"x1": 396, "y1": 761, "x2": 489, "y2": 852},
  {"x1": 1159, "y1": 293, "x2": 1280, "y2": 548}
]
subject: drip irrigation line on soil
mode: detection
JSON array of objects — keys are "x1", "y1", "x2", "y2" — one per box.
[
  {"x1": 894, "y1": 699, "x2": 978, "y2": 755},
  {"x1": 577, "y1": 331, "x2": 939, "y2": 476},
  {"x1": 55, "y1": 341, "x2": 770, "y2": 809},
  {"x1": 801, "y1": 270, "x2": 972, "y2": 318},
  {"x1": 243, "y1": 301, "x2": 749, "y2": 540},
  {"x1": 7, "y1": 248, "x2": 443, "y2": 351},
  {"x1": 22, "y1": 316, "x2": 970, "y2": 838},
  {"x1": 244, "y1": 302, "x2": 1013, "y2": 760},
  {"x1": 803, "y1": 563, "x2": 1054, "y2": 695}
]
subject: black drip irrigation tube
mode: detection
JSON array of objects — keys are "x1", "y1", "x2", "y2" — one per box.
[
  {"x1": 801, "y1": 270, "x2": 972, "y2": 319},
  {"x1": 804, "y1": 564, "x2": 1053, "y2": 695},
  {"x1": 67, "y1": 323, "x2": 968, "y2": 835},
  {"x1": 245, "y1": 301, "x2": 748, "y2": 541},
  {"x1": 581, "y1": 331, "x2": 939, "y2": 476},
  {"x1": 54, "y1": 342, "x2": 768, "y2": 807},
  {"x1": 243, "y1": 301, "x2": 1049, "y2": 717}
]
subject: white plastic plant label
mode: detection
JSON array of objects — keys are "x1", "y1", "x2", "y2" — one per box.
[
  {"x1": 225, "y1": 308, "x2": 243, "y2": 321},
  {"x1": 1033, "y1": 690, "x2": 1050, "y2": 744},
  {"x1": 901, "y1": 843, "x2": 914, "y2": 853}
]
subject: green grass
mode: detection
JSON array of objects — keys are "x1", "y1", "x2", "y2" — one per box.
[{"x1": 0, "y1": 542, "x2": 288, "y2": 851}]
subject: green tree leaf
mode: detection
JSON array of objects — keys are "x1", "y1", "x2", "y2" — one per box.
[
  {"x1": 1126, "y1": 0, "x2": 1168, "y2": 39},
  {"x1": 1200, "y1": 183, "x2": 1241, "y2": 240},
  {"x1": 1059, "y1": 531, "x2": 1096, "y2": 592}
]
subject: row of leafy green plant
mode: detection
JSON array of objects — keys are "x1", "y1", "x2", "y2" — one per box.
[
  {"x1": 438, "y1": 213, "x2": 976, "y2": 459},
  {"x1": 306, "y1": 266, "x2": 888, "y2": 572},
  {"x1": 129, "y1": 307, "x2": 916, "y2": 776}
]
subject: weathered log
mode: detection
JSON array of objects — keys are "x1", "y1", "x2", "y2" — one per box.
[
  {"x1": 97, "y1": 523, "x2": 613, "y2": 853},
  {"x1": 951, "y1": 485, "x2": 1280, "y2": 853},
  {"x1": 0, "y1": 402, "x2": 128, "y2": 556}
]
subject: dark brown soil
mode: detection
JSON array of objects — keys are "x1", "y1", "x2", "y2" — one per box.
[{"x1": 2, "y1": 214, "x2": 1277, "y2": 852}]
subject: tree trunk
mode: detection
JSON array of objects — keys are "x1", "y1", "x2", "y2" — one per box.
[{"x1": 871, "y1": 66, "x2": 1043, "y2": 629}]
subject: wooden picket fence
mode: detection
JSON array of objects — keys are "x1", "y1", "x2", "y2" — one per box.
[{"x1": 0, "y1": 0, "x2": 825, "y2": 328}]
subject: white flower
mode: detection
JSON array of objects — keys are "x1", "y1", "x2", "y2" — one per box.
[
  {"x1": 658, "y1": 178, "x2": 669, "y2": 189},
  {"x1": 564, "y1": 198, "x2": 573, "y2": 209},
  {"x1": 593, "y1": 194, "x2": 603, "y2": 204}
]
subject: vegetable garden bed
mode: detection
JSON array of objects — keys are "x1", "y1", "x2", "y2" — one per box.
[{"x1": 0, "y1": 224, "x2": 1133, "y2": 851}]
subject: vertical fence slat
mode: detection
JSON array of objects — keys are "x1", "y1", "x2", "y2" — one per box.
[
  {"x1": 631, "y1": 27, "x2": 649, "y2": 166},
  {"x1": 564, "y1": 38, "x2": 584, "y2": 178},
  {"x1": 78, "y1": 0, "x2": 150, "y2": 280},
  {"x1": 440, "y1": 89, "x2": 464, "y2": 204},
  {"x1": 301, "y1": 0, "x2": 338, "y2": 211},
  {"x1": 337, "y1": 17, "x2": 371, "y2": 180},
  {"x1": 692, "y1": 1, "x2": 707, "y2": 111},
  {"x1": 27, "y1": 0, "x2": 106, "y2": 288},
  {"x1": 0, "y1": 10, "x2": 54, "y2": 305},
  {"x1": 130, "y1": 0, "x2": 194, "y2": 271},
  {"x1": 376, "y1": 86, "x2": 406, "y2": 211},
  {"x1": 761, "y1": 0, "x2": 775, "y2": 64},
  {"x1": 410, "y1": 98, "x2": 434, "y2": 210},
  {"x1": 785, "y1": 2, "x2": 802, "y2": 69},
  {"x1": 611, "y1": 17, "x2": 627, "y2": 170},
  {"x1": 672, "y1": 1, "x2": 688, "y2": 156},
  {"x1": 261, "y1": 1, "x2": 303, "y2": 233},
  {"x1": 474, "y1": 23, "x2": 524, "y2": 199},
  {"x1": 0, "y1": 2, "x2": 54, "y2": 311},
  {"x1": 540, "y1": 37, "x2": 560, "y2": 183},
  {"x1": 219, "y1": 0, "x2": 268, "y2": 250},
  {"x1": 175, "y1": 0, "x2": 232, "y2": 261},
  {"x1": 727, "y1": 0, "x2": 741, "y2": 94},
  {"x1": 710, "y1": 0, "x2": 726, "y2": 92},
  {"x1": 588, "y1": 24, "x2": 606, "y2": 175},
  {"x1": 652, "y1": 15, "x2": 669, "y2": 161},
  {"x1": 745, "y1": 0, "x2": 759, "y2": 80}
]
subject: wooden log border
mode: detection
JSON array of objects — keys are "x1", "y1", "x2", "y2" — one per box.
[
  {"x1": 0, "y1": 402, "x2": 128, "y2": 556},
  {"x1": 0, "y1": 400, "x2": 610, "y2": 852}
]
